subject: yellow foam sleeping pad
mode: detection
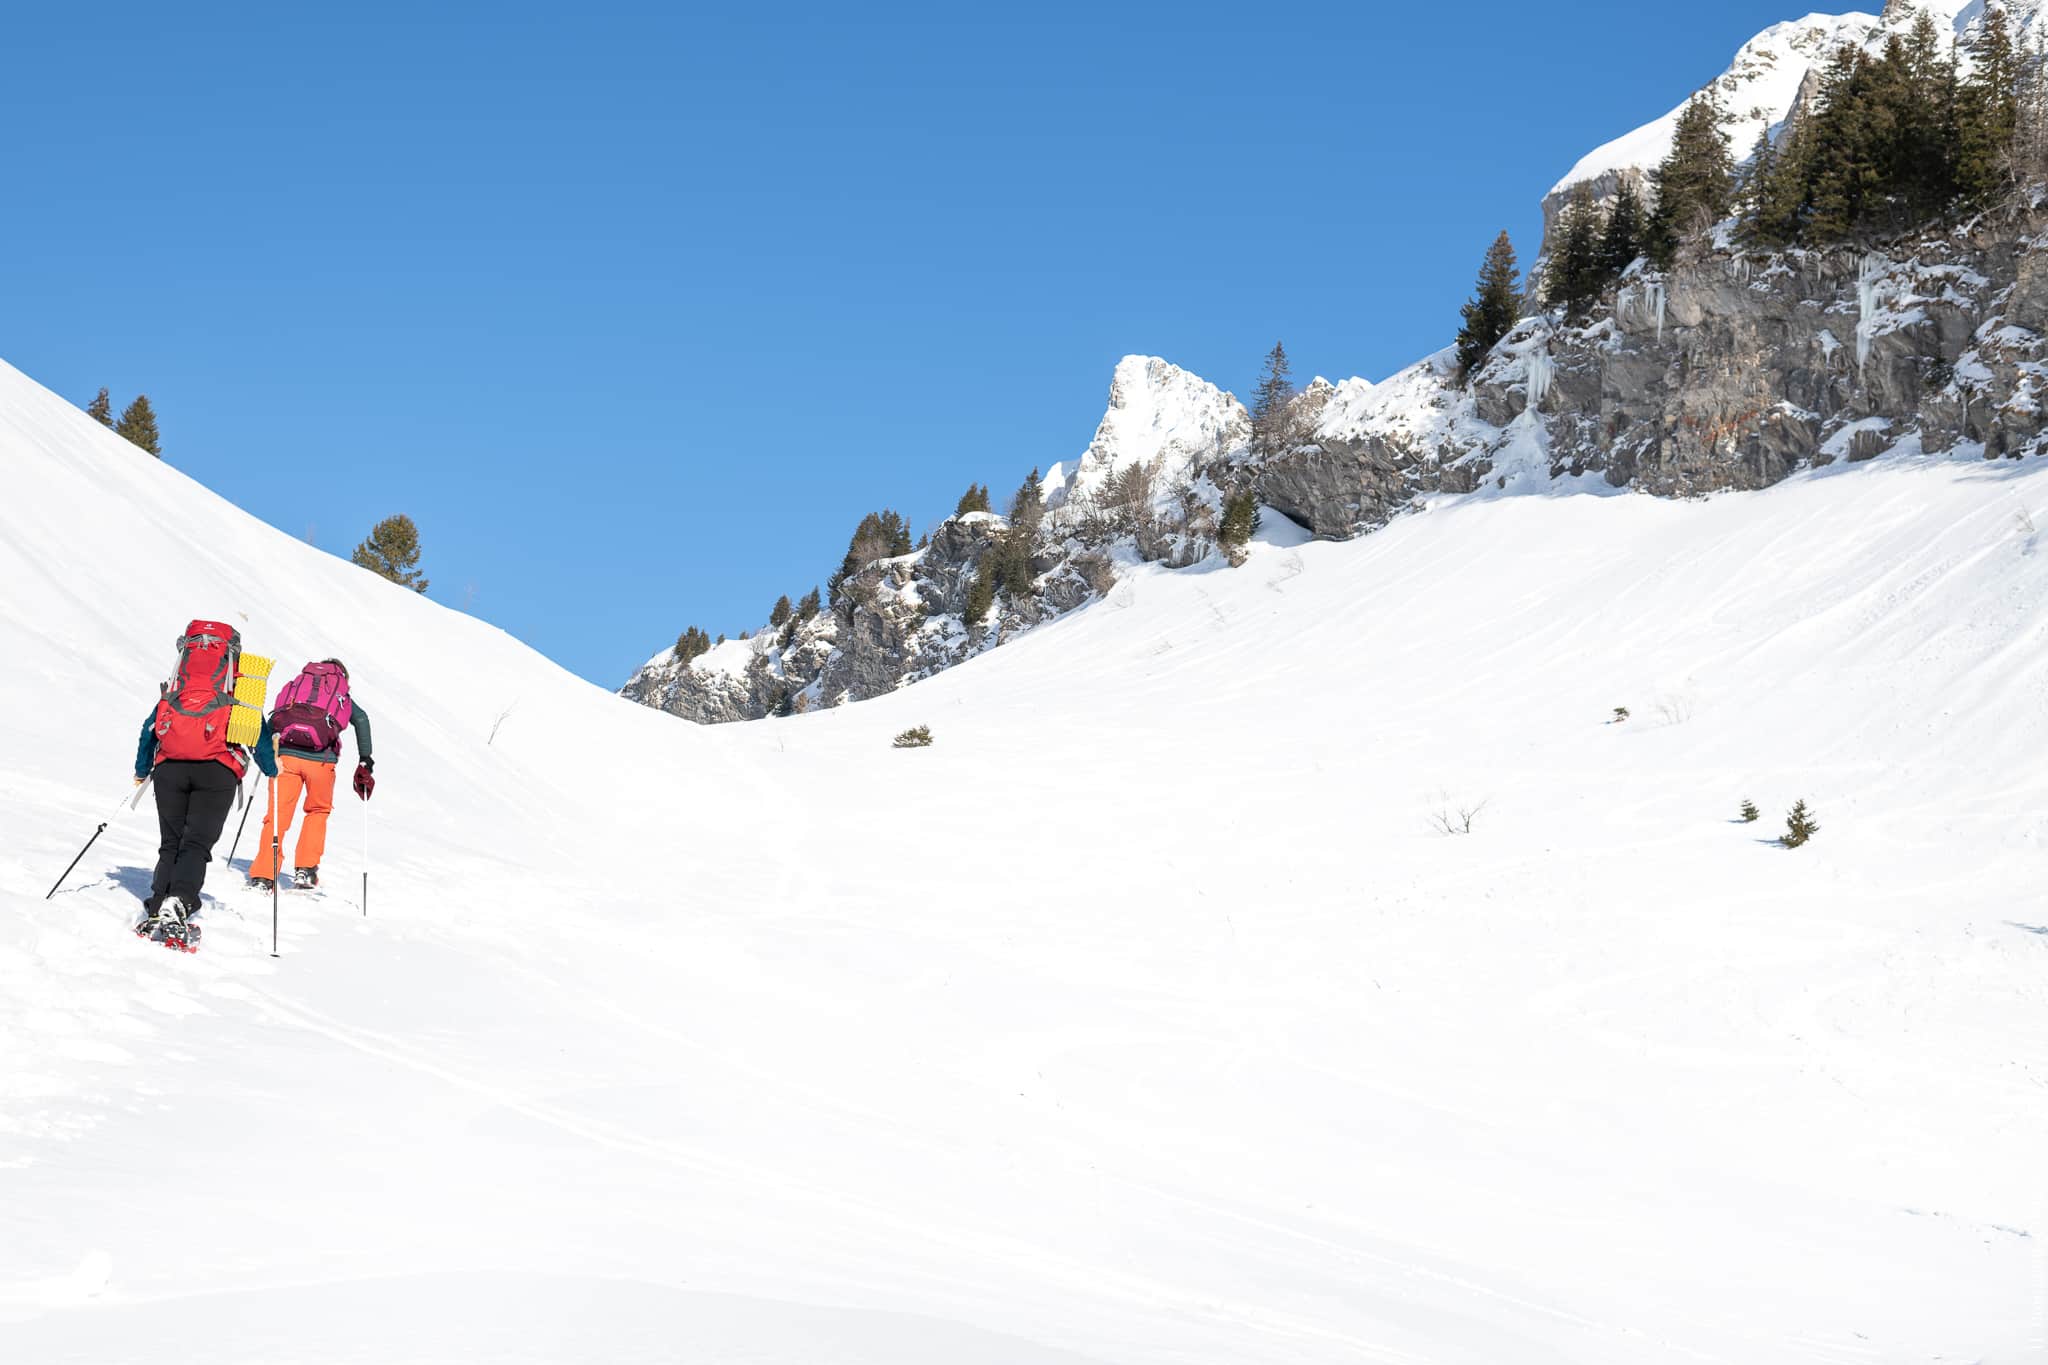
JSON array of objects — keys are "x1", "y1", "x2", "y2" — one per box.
[{"x1": 228, "y1": 654, "x2": 273, "y2": 747}]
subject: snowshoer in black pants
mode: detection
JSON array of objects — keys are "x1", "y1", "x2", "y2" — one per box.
[
  {"x1": 134, "y1": 719, "x2": 276, "y2": 933},
  {"x1": 133, "y1": 619, "x2": 278, "y2": 943}
]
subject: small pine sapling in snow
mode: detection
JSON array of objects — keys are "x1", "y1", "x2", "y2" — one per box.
[
  {"x1": 1217, "y1": 490, "x2": 1260, "y2": 565},
  {"x1": 1738, "y1": 798, "x2": 1760, "y2": 823},
  {"x1": 892, "y1": 724, "x2": 933, "y2": 749},
  {"x1": 1612, "y1": 706, "x2": 1630, "y2": 723},
  {"x1": 1779, "y1": 799, "x2": 1819, "y2": 848}
]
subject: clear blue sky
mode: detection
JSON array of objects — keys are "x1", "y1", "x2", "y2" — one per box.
[{"x1": 1, "y1": 0, "x2": 1805, "y2": 686}]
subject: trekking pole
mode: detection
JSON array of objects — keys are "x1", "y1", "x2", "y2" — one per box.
[
  {"x1": 361, "y1": 791, "x2": 370, "y2": 918},
  {"x1": 269, "y1": 776, "x2": 281, "y2": 959},
  {"x1": 45, "y1": 788, "x2": 137, "y2": 899},
  {"x1": 224, "y1": 772, "x2": 256, "y2": 872}
]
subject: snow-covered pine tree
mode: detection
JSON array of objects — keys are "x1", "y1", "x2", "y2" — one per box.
[{"x1": 1454, "y1": 232, "x2": 1520, "y2": 380}]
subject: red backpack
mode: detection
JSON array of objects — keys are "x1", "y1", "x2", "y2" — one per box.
[
  {"x1": 153, "y1": 619, "x2": 246, "y2": 776},
  {"x1": 271, "y1": 661, "x2": 354, "y2": 754}
]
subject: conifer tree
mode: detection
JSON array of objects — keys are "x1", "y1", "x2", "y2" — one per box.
[
  {"x1": 964, "y1": 558, "x2": 997, "y2": 625},
  {"x1": 351, "y1": 514, "x2": 429, "y2": 593},
  {"x1": 1250, "y1": 342, "x2": 1297, "y2": 457},
  {"x1": 1958, "y1": 4, "x2": 2022, "y2": 206},
  {"x1": 1599, "y1": 181, "x2": 1645, "y2": 278},
  {"x1": 1779, "y1": 798, "x2": 1820, "y2": 848},
  {"x1": 1217, "y1": 489, "x2": 1260, "y2": 562},
  {"x1": 1454, "y1": 231, "x2": 1521, "y2": 379},
  {"x1": 674, "y1": 626, "x2": 712, "y2": 664},
  {"x1": 86, "y1": 387, "x2": 113, "y2": 426},
  {"x1": 2015, "y1": 25, "x2": 2048, "y2": 184},
  {"x1": 1745, "y1": 109, "x2": 1815, "y2": 247},
  {"x1": 1801, "y1": 47, "x2": 1874, "y2": 243},
  {"x1": 954, "y1": 483, "x2": 991, "y2": 516},
  {"x1": 1544, "y1": 185, "x2": 1606, "y2": 321},
  {"x1": 115, "y1": 394, "x2": 162, "y2": 457},
  {"x1": 1738, "y1": 798, "x2": 1760, "y2": 823},
  {"x1": 797, "y1": 586, "x2": 821, "y2": 620},
  {"x1": 1735, "y1": 129, "x2": 1777, "y2": 224},
  {"x1": 769, "y1": 595, "x2": 793, "y2": 628},
  {"x1": 1647, "y1": 93, "x2": 1735, "y2": 266},
  {"x1": 1898, "y1": 12, "x2": 1956, "y2": 219},
  {"x1": 1007, "y1": 468, "x2": 1044, "y2": 537},
  {"x1": 828, "y1": 509, "x2": 912, "y2": 604}
]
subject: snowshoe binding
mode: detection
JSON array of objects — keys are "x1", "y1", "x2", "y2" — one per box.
[
  {"x1": 156, "y1": 899, "x2": 201, "y2": 954},
  {"x1": 292, "y1": 866, "x2": 319, "y2": 891},
  {"x1": 247, "y1": 876, "x2": 275, "y2": 893}
]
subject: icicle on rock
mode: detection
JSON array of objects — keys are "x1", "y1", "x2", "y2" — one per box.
[
  {"x1": 1856, "y1": 254, "x2": 1886, "y2": 372},
  {"x1": 1525, "y1": 345, "x2": 1554, "y2": 414}
]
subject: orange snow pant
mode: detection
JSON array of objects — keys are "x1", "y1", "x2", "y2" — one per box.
[{"x1": 249, "y1": 755, "x2": 338, "y2": 880}]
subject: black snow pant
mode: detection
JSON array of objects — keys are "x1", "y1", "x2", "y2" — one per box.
[{"x1": 147, "y1": 759, "x2": 241, "y2": 910}]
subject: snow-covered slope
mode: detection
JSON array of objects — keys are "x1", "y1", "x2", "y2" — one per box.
[{"x1": 3, "y1": 354, "x2": 2046, "y2": 1363}]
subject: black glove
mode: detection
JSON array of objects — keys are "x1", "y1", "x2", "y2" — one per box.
[{"x1": 353, "y1": 758, "x2": 375, "y2": 801}]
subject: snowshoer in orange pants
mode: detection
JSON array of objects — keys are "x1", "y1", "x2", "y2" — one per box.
[
  {"x1": 248, "y1": 658, "x2": 373, "y2": 891},
  {"x1": 248, "y1": 755, "x2": 338, "y2": 884}
]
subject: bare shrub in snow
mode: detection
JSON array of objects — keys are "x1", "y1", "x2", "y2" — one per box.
[
  {"x1": 1654, "y1": 694, "x2": 1693, "y2": 726},
  {"x1": 1266, "y1": 550, "x2": 1304, "y2": 591},
  {"x1": 892, "y1": 725, "x2": 933, "y2": 749},
  {"x1": 1611, "y1": 706, "x2": 1630, "y2": 723},
  {"x1": 1428, "y1": 796, "x2": 1490, "y2": 836},
  {"x1": 1071, "y1": 551, "x2": 1117, "y2": 598}
]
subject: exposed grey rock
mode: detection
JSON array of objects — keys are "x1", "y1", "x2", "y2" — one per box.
[{"x1": 626, "y1": 205, "x2": 2048, "y2": 726}]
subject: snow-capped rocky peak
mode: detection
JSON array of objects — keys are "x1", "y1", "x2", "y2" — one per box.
[
  {"x1": 1547, "y1": 1, "x2": 2048, "y2": 240},
  {"x1": 1044, "y1": 355, "x2": 1248, "y2": 509},
  {"x1": 1545, "y1": 11, "x2": 1882, "y2": 234}
]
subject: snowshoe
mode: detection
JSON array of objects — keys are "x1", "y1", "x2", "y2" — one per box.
[
  {"x1": 133, "y1": 905, "x2": 164, "y2": 941},
  {"x1": 157, "y1": 899, "x2": 201, "y2": 954},
  {"x1": 292, "y1": 866, "x2": 320, "y2": 890},
  {"x1": 247, "y1": 876, "x2": 275, "y2": 893}
]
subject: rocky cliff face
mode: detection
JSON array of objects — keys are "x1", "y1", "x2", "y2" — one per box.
[
  {"x1": 626, "y1": 200, "x2": 2048, "y2": 724},
  {"x1": 1256, "y1": 201, "x2": 2048, "y2": 541},
  {"x1": 625, "y1": 0, "x2": 2048, "y2": 726}
]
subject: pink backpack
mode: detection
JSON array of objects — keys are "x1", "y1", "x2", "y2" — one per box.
[{"x1": 271, "y1": 661, "x2": 353, "y2": 753}]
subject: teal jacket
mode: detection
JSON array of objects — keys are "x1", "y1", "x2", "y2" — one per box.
[{"x1": 135, "y1": 711, "x2": 278, "y2": 781}]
